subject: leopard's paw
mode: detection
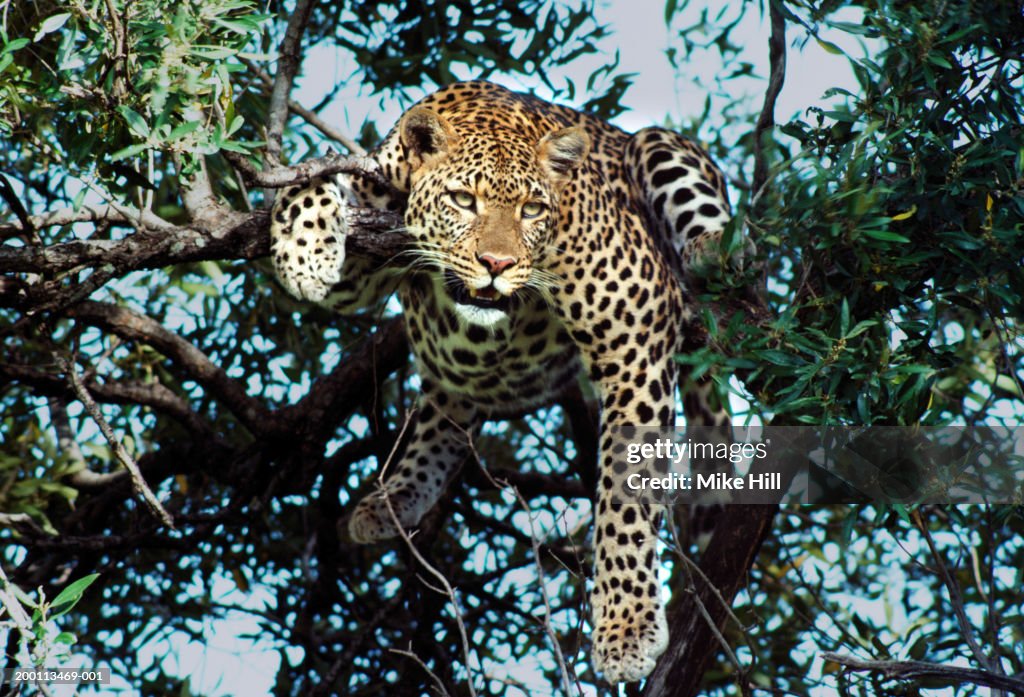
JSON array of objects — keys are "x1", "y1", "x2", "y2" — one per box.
[
  {"x1": 270, "y1": 179, "x2": 349, "y2": 303},
  {"x1": 592, "y1": 605, "x2": 669, "y2": 683},
  {"x1": 684, "y1": 227, "x2": 756, "y2": 278},
  {"x1": 347, "y1": 490, "x2": 412, "y2": 544}
]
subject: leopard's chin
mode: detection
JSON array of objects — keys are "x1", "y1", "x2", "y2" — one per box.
[
  {"x1": 453, "y1": 303, "x2": 510, "y2": 327},
  {"x1": 444, "y1": 270, "x2": 512, "y2": 314}
]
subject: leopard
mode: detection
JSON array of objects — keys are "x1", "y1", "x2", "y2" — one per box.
[{"x1": 270, "y1": 80, "x2": 733, "y2": 684}]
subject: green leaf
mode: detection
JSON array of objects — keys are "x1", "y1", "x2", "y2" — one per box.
[
  {"x1": 846, "y1": 320, "x2": 878, "y2": 338},
  {"x1": 755, "y1": 349, "x2": 807, "y2": 367},
  {"x1": 11, "y1": 583, "x2": 38, "y2": 609},
  {"x1": 117, "y1": 106, "x2": 150, "y2": 138},
  {"x1": 891, "y1": 504, "x2": 912, "y2": 525},
  {"x1": 2, "y1": 38, "x2": 30, "y2": 54},
  {"x1": 664, "y1": 0, "x2": 679, "y2": 24},
  {"x1": 54, "y1": 631, "x2": 78, "y2": 646},
  {"x1": 167, "y1": 120, "x2": 201, "y2": 142},
  {"x1": 816, "y1": 38, "x2": 845, "y2": 56},
  {"x1": 49, "y1": 573, "x2": 100, "y2": 619},
  {"x1": 189, "y1": 45, "x2": 237, "y2": 60},
  {"x1": 862, "y1": 229, "x2": 911, "y2": 243},
  {"x1": 34, "y1": 13, "x2": 72, "y2": 42},
  {"x1": 110, "y1": 143, "x2": 149, "y2": 161}
]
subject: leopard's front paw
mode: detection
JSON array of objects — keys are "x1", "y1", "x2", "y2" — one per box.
[
  {"x1": 347, "y1": 488, "x2": 427, "y2": 544},
  {"x1": 684, "y1": 228, "x2": 756, "y2": 278},
  {"x1": 592, "y1": 605, "x2": 669, "y2": 683},
  {"x1": 270, "y1": 180, "x2": 349, "y2": 303}
]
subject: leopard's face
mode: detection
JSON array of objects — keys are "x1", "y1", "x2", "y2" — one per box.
[{"x1": 400, "y1": 108, "x2": 589, "y2": 326}]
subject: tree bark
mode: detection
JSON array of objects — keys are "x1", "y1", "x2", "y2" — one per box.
[{"x1": 642, "y1": 505, "x2": 777, "y2": 697}]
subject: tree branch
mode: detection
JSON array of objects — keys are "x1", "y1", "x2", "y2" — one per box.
[
  {"x1": 0, "y1": 208, "x2": 406, "y2": 303},
  {"x1": 66, "y1": 300, "x2": 273, "y2": 435},
  {"x1": 54, "y1": 351, "x2": 174, "y2": 528},
  {"x1": 641, "y1": 505, "x2": 777, "y2": 697},
  {"x1": 222, "y1": 149, "x2": 392, "y2": 191},
  {"x1": 912, "y1": 509, "x2": 1004, "y2": 678},
  {"x1": 2, "y1": 364, "x2": 218, "y2": 453},
  {"x1": 265, "y1": 0, "x2": 317, "y2": 166},
  {"x1": 821, "y1": 653, "x2": 1024, "y2": 694},
  {"x1": 752, "y1": 0, "x2": 787, "y2": 204},
  {"x1": 238, "y1": 56, "x2": 366, "y2": 155}
]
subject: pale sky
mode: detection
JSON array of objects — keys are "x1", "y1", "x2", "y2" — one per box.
[{"x1": 298, "y1": 0, "x2": 866, "y2": 151}]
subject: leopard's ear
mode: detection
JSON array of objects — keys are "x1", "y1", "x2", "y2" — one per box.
[
  {"x1": 537, "y1": 126, "x2": 590, "y2": 188},
  {"x1": 400, "y1": 106, "x2": 460, "y2": 172}
]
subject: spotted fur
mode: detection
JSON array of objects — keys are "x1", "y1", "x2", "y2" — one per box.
[{"x1": 271, "y1": 81, "x2": 733, "y2": 684}]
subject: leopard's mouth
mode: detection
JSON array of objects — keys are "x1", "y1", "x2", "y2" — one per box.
[{"x1": 444, "y1": 270, "x2": 511, "y2": 313}]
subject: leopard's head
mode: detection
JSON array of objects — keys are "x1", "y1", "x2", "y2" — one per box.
[{"x1": 399, "y1": 106, "x2": 589, "y2": 326}]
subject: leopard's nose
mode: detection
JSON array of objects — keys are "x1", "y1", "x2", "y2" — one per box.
[{"x1": 477, "y1": 253, "x2": 518, "y2": 277}]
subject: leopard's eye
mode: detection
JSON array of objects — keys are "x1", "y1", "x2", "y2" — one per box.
[
  {"x1": 521, "y1": 201, "x2": 545, "y2": 219},
  {"x1": 449, "y1": 191, "x2": 476, "y2": 211}
]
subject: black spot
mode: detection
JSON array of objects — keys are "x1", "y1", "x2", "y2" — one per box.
[
  {"x1": 673, "y1": 188, "x2": 696, "y2": 205},
  {"x1": 645, "y1": 150, "x2": 673, "y2": 172},
  {"x1": 452, "y1": 348, "x2": 479, "y2": 366},
  {"x1": 637, "y1": 402, "x2": 655, "y2": 422},
  {"x1": 675, "y1": 210, "x2": 695, "y2": 232},
  {"x1": 652, "y1": 166, "x2": 687, "y2": 188}
]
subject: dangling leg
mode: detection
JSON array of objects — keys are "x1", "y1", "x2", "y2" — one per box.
[{"x1": 348, "y1": 379, "x2": 478, "y2": 543}]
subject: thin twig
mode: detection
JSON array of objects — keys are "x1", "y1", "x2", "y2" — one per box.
[
  {"x1": 507, "y1": 485, "x2": 583, "y2": 697},
  {"x1": 443, "y1": 408, "x2": 580, "y2": 696},
  {"x1": 54, "y1": 352, "x2": 174, "y2": 528},
  {"x1": 376, "y1": 412, "x2": 480, "y2": 697},
  {"x1": 822, "y1": 653, "x2": 1024, "y2": 694},
  {"x1": 389, "y1": 647, "x2": 453, "y2": 697},
  {"x1": 239, "y1": 56, "x2": 366, "y2": 155},
  {"x1": 911, "y1": 509, "x2": 996, "y2": 673}
]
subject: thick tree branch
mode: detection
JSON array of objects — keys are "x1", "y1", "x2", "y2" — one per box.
[
  {"x1": 0, "y1": 203, "x2": 176, "y2": 237},
  {"x1": 752, "y1": 0, "x2": 787, "y2": 204},
  {"x1": 642, "y1": 505, "x2": 777, "y2": 697},
  {"x1": 223, "y1": 149, "x2": 393, "y2": 191},
  {"x1": 2, "y1": 364, "x2": 218, "y2": 451},
  {"x1": 0, "y1": 208, "x2": 405, "y2": 277},
  {"x1": 265, "y1": 0, "x2": 317, "y2": 166},
  {"x1": 822, "y1": 654, "x2": 1024, "y2": 694},
  {"x1": 178, "y1": 157, "x2": 225, "y2": 230},
  {"x1": 67, "y1": 300, "x2": 274, "y2": 435}
]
